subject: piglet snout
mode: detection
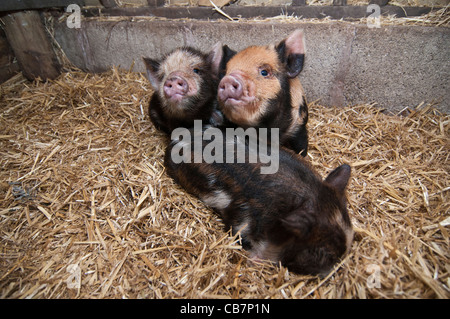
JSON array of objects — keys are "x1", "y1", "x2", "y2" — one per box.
[
  {"x1": 218, "y1": 74, "x2": 243, "y2": 102},
  {"x1": 163, "y1": 76, "x2": 188, "y2": 101},
  {"x1": 218, "y1": 73, "x2": 256, "y2": 108}
]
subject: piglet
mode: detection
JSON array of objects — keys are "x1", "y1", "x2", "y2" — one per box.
[
  {"x1": 214, "y1": 30, "x2": 309, "y2": 156},
  {"x1": 164, "y1": 126, "x2": 353, "y2": 276},
  {"x1": 143, "y1": 46, "x2": 223, "y2": 134}
]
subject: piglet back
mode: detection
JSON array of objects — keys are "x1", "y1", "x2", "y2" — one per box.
[{"x1": 164, "y1": 126, "x2": 353, "y2": 275}]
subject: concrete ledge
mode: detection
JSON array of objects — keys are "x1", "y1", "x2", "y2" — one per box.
[{"x1": 54, "y1": 20, "x2": 449, "y2": 113}]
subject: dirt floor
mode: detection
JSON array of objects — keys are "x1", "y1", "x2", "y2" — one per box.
[{"x1": 0, "y1": 68, "x2": 448, "y2": 298}]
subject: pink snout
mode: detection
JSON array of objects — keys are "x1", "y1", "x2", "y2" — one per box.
[
  {"x1": 163, "y1": 76, "x2": 188, "y2": 101},
  {"x1": 218, "y1": 74, "x2": 244, "y2": 104},
  {"x1": 218, "y1": 73, "x2": 255, "y2": 108}
]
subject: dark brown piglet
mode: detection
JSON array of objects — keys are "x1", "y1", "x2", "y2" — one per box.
[
  {"x1": 214, "y1": 30, "x2": 309, "y2": 156},
  {"x1": 164, "y1": 127, "x2": 353, "y2": 276},
  {"x1": 143, "y1": 46, "x2": 224, "y2": 134}
]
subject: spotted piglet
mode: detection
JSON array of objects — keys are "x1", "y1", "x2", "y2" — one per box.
[
  {"x1": 164, "y1": 128, "x2": 354, "y2": 276},
  {"x1": 214, "y1": 30, "x2": 309, "y2": 156},
  {"x1": 143, "y1": 46, "x2": 223, "y2": 134}
]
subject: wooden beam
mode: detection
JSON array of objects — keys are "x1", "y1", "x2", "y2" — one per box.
[
  {"x1": 2, "y1": 11, "x2": 61, "y2": 81},
  {"x1": 81, "y1": 5, "x2": 436, "y2": 20},
  {"x1": 99, "y1": 0, "x2": 118, "y2": 8},
  {"x1": 0, "y1": 0, "x2": 84, "y2": 12}
]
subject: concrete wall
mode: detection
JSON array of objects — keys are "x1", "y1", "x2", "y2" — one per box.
[{"x1": 54, "y1": 20, "x2": 449, "y2": 113}]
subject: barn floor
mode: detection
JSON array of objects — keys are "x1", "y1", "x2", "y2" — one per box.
[{"x1": 0, "y1": 68, "x2": 448, "y2": 299}]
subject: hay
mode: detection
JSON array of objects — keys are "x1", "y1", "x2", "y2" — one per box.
[
  {"x1": 0, "y1": 68, "x2": 448, "y2": 299},
  {"x1": 256, "y1": 4, "x2": 450, "y2": 26}
]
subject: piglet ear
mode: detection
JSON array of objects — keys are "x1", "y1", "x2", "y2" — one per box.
[
  {"x1": 276, "y1": 29, "x2": 306, "y2": 78},
  {"x1": 207, "y1": 43, "x2": 236, "y2": 79},
  {"x1": 142, "y1": 57, "x2": 161, "y2": 90},
  {"x1": 207, "y1": 42, "x2": 223, "y2": 79},
  {"x1": 281, "y1": 204, "x2": 314, "y2": 238},
  {"x1": 324, "y1": 164, "x2": 351, "y2": 195}
]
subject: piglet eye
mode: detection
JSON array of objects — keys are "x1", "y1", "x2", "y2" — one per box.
[
  {"x1": 260, "y1": 69, "x2": 269, "y2": 77},
  {"x1": 193, "y1": 68, "x2": 200, "y2": 74}
]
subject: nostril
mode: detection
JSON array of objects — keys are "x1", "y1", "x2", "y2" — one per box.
[
  {"x1": 163, "y1": 76, "x2": 188, "y2": 98},
  {"x1": 164, "y1": 80, "x2": 173, "y2": 88},
  {"x1": 231, "y1": 78, "x2": 241, "y2": 91}
]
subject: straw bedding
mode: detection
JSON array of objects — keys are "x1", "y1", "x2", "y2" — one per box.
[{"x1": 0, "y1": 68, "x2": 448, "y2": 299}]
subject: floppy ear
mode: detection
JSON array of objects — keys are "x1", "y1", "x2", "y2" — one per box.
[
  {"x1": 276, "y1": 29, "x2": 306, "y2": 78},
  {"x1": 142, "y1": 57, "x2": 161, "y2": 90},
  {"x1": 324, "y1": 164, "x2": 351, "y2": 195},
  {"x1": 280, "y1": 202, "x2": 314, "y2": 238},
  {"x1": 207, "y1": 43, "x2": 236, "y2": 79}
]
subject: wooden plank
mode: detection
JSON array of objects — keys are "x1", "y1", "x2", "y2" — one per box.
[
  {"x1": 81, "y1": 5, "x2": 436, "y2": 20},
  {"x1": 0, "y1": 0, "x2": 84, "y2": 12},
  {"x1": 99, "y1": 0, "x2": 117, "y2": 8},
  {"x1": 2, "y1": 11, "x2": 60, "y2": 81}
]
